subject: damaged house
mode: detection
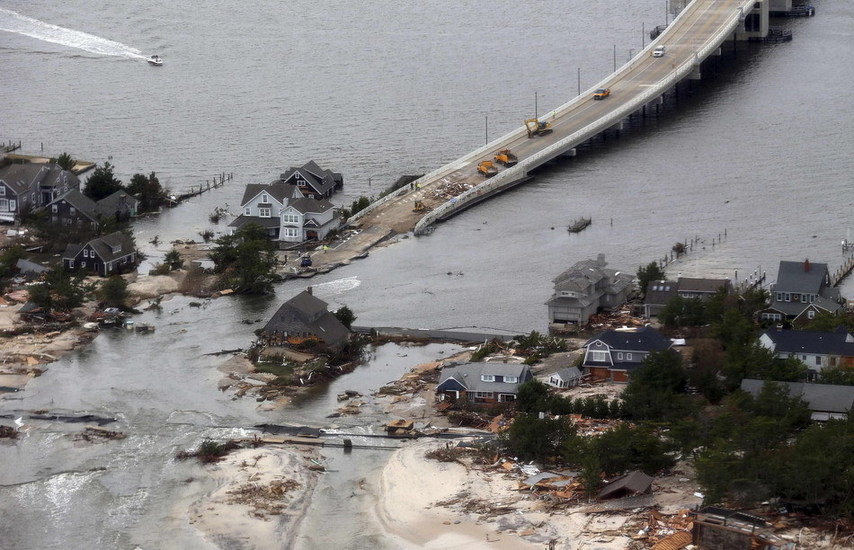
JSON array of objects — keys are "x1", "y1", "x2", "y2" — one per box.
[
  {"x1": 547, "y1": 254, "x2": 634, "y2": 327},
  {"x1": 260, "y1": 289, "x2": 350, "y2": 351},
  {"x1": 437, "y1": 362, "x2": 533, "y2": 404}
]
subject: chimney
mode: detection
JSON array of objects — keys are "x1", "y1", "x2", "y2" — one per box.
[
  {"x1": 804, "y1": 259, "x2": 810, "y2": 272},
  {"x1": 306, "y1": 286, "x2": 312, "y2": 295},
  {"x1": 597, "y1": 253, "x2": 606, "y2": 267}
]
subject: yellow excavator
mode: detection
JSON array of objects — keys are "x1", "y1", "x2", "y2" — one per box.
[
  {"x1": 413, "y1": 200, "x2": 426, "y2": 212},
  {"x1": 525, "y1": 118, "x2": 553, "y2": 138}
]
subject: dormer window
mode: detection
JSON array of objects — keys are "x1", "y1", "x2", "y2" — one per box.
[
  {"x1": 504, "y1": 376, "x2": 518, "y2": 384},
  {"x1": 481, "y1": 375, "x2": 495, "y2": 382}
]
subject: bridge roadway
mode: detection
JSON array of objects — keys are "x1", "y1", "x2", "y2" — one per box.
[{"x1": 350, "y1": 0, "x2": 756, "y2": 238}]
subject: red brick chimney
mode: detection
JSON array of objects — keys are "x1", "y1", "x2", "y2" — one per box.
[
  {"x1": 306, "y1": 286, "x2": 313, "y2": 295},
  {"x1": 804, "y1": 259, "x2": 810, "y2": 272}
]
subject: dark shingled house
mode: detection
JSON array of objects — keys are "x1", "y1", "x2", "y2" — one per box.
[
  {"x1": 62, "y1": 231, "x2": 137, "y2": 276},
  {"x1": 261, "y1": 289, "x2": 350, "y2": 350}
]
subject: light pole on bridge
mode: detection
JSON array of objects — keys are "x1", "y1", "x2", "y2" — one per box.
[
  {"x1": 613, "y1": 44, "x2": 616, "y2": 72},
  {"x1": 577, "y1": 67, "x2": 581, "y2": 96}
]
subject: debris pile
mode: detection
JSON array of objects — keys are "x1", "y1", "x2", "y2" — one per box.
[
  {"x1": 0, "y1": 425, "x2": 18, "y2": 439},
  {"x1": 225, "y1": 478, "x2": 302, "y2": 518},
  {"x1": 432, "y1": 179, "x2": 474, "y2": 200},
  {"x1": 73, "y1": 426, "x2": 126, "y2": 442},
  {"x1": 633, "y1": 509, "x2": 694, "y2": 547},
  {"x1": 587, "y1": 310, "x2": 647, "y2": 331}
]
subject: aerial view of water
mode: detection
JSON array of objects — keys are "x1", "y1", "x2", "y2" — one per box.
[{"x1": 1, "y1": 0, "x2": 853, "y2": 548}]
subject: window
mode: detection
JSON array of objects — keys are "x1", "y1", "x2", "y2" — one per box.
[
  {"x1": 808, "y1": 310, "x2": 816, "y2": 319},
  {"x1": 775, "y1": 292, "x2": 782, "y2": 302},
  {"x1": 283, "y1": 228, "x2": 299, "y2": 237},
  {"x1": 244, "y1": 207, "x2": 250, "y2": 216},
  {"x1": 815, "y1": 356, "x2": 821, "y2": 366},
  {"x1": 259, "y1": 207, "x2": 271, "y2": 218},
  {"x1": 801, "y1": 294, "x2": 809, "y2": 303},
  {"x1": 626, "y1": 353, "x2": 633, "y2": 360},
  {"x1": 617, "y1": 352, "x2": 623, "y2": 360},
  {"x1": 69, "y1": 207, "x2": 76, "y2": 215},
  {"x1": 504, "y1": 376, "x2": 518, "y2": 384},
  {"x1": 83, "y1": 249, "x2": 89, "y2": 258},
  {"x1": 9, "y1": 200, "x2": 15, "y2": 211},
  {"x1": 481, "y1": 375, "x2": 495, "y2": 382},
  {"x1": 261, "y1": 193, "x2": 268, "y2": 202},
  {"x1": 0, "y1": 199, "x2": 7, "y2": 212},
  {"x1": 784, "y1": 293, "x2": 791, "y2": 302},
  {"x1": 81, "y1": 261, "x2": 86, "y2": 268},
  {"x1": 283, "y1": 214, "x2": 300, "y2": 224},
  {"x1": 590, "y1": 350, "x2": 608, "y2": 362},
  {"x1": 52, "y1": 205, "x2": 58, "y2": 213},
  {"x1": 0, "y1": 187, "x2": 5, "y2": 196}
]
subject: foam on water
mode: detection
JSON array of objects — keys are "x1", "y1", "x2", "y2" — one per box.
[{"x1": 0, "y1": 8, "x2": 147, "y2": 60}]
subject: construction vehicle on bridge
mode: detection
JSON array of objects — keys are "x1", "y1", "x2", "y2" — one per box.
[
  {"x1": 476, "y1": 160, "x2": 498, "y2": 177},
  {"x1": 493, "y1": 149, "x2": 518, "y2": 167},
  {"x1": 412, "y1": 200, "x2": 426, "y2": 212},
  {"x1": 525, "y1": 118, "x2": 553, "y2": 138}
]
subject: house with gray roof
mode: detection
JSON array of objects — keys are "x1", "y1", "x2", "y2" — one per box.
[
  {"x1": 741, "y1": 379, "x2": 854, "y2": 421},
  {"x1": 261, "y1": 289, "x2": 350, "y2": 351},
  {"x1": 759, "y1": 260, "x2": 844, "y2": 324},
  {"x1": 643, "y1": 280, "x2": 678, "y2": 318},
  {"x1": 547, "y1": 367, "x2": 583, "y2": 389},
  {"x1": 437, "y1": 362, "x2": 533, "y2": 404},
  {"x1": 277, "y1": 160, "x2": 343, "y2": 199},
  {"x1": 676, "y1": 277, "x2": 732, "y2": 299},
  {"x1": 581, "y1": 327, "x2": 673, "y2": 382},
  {"x1": 229, "y1": 180, "x2": 340, "y2": 242},
  {"x1": 0, "y1": 163, "x2": 80, "y2": 221},
  {"x1": 547, "y1": 254, "x2": 634, "y2": 326},
  {"x1": 62, "y1": 231, "x2": 137, "y2": 276},
  {"x1": 97, "y1": 190, "x2": 138, "y2": 221},
  {"x1": 759, "y1": 327, "x2": 854, "y2": 374}
]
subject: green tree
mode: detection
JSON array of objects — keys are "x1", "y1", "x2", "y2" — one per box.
[
  {"x1": 637, "y1": 261, "x2": 665, "y2": 298},
  {"x1": 83, "y1": 162, "x2": 124, "y2": 201},
  {"x1": 621, "y1": 350, "x2": 696, "y2": 421},
  {"x1": 594, "y1": 424, "x2": 675, "y2": 476},
  {"x1": 515, "y1": 379, "x2": 551, "y2": 414},
  {"x1": 126, "y1": 171, "x2": 168, "y2": 212},
  {"x1": 54, "y1": 152, "x2": 75, "y2": 171},
  {"x1": 658, "y1": 295, "x2": 707, "y2": 328},
  {"x1": 818, "y1": 366, "x2": 854, "y2": 386},
  {"x1": 163, "y1": 250, "x2": 183, "y2": 271},
  {"x1": 0, "y1": 246, "x2": 26, "y2": 278},
  {"x1": 210, "y1": 224, "x2": 278, "y2": 294},
  {"x1": 800, "y1": 311, "x2": 854, "y2": 333},
  {"x1": 333, "y1": 305, "x2": 357, "y2": 329},
  {"x1": 28, "y1": 269, "x2": 90, "y2": 311},
  {"x1": 503, "y1": 413, "x2": 574, "y2": 464},
  {"x1": 99, "y1": 275, "x2": 129, "y2": 308}
]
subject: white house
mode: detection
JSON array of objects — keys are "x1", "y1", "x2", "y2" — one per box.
[
  {"x1": 229, "y1": 183, "x2": 339, "y2": 242},
  {"x1": 547, "y1": 367, "x2": 583, "y2": 389}
]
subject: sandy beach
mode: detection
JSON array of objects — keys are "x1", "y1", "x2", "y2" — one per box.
[{"x1": 187, "y1": 446, "x2": 321, "y2": 550}]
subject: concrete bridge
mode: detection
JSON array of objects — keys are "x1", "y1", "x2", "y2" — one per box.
[{"x1": 350, "y1": 0, "x2": 774, "y2": 237}]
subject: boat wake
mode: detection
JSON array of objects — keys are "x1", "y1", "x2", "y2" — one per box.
[{"x1": 0, "y1": 8, "x2": 147, "y2": 60}]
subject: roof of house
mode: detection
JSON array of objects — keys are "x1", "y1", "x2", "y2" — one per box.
[
  {"x1": 89, "y1": 231, "x2": 136, "y2": 262},
  {"x1": 645, "y1": 280, "x2": 678, "y2": 306},
  {"x1": 760, "y1": 327, "x2": 854, "y2": 356},
  {"x1": 279, "y1": 161, "x2": 341, "y2": 195},
  {"x1": 597, "y1": 470, "x2": 653, "y2": 499},
  {"x1": 15, "y1": 259, "x2": 49, "y2": 276},
  {"x1": 775, "y1": 260, "x2": 829, "y2": 294},
  {"x1": 551, "y1": 367, "x2": 583, "y2": 381},
  {"x1": 0, "y1": 163, "x2": 79, "y2": 195},
  {"x1": 677, "y1": 277, "x2": 731, "y2": 294},
  {"x1": 287, "y1": 196, "x2": 336, "y2": 215},
  {"x1": 741, "y1": 379, "x2": 854, "y2": 415},
  {"x1": 239, "y1": 183, "x2": 295, "y2": 207},
  {"x1": 228, "y1": 215, "x2": 282, "y2": 230},
  {"x1": 437, "y1": 362, "x2": 532, "y2": 394},
  {"x1": 48, "y1": 189, "x2": 100, "y2": 221},
  {"x1": 97, "y1": 189, "x2": 138, "y2": 213},
  {"x1": 261, "y1": 290, "x2": 350, "y2": 348},
  {"x1": 584, "y1": 327, "x2": 672, "y2": 353}
]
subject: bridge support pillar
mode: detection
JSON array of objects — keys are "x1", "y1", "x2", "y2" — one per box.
[{"x1": 690, "y1": 66, "x2": 702, "y2": 80}]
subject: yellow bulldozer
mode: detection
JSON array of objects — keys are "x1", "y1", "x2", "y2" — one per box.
[
  {"x1": 493, "y1": 148, "x2": 518, "y2": 167},
  {"x1": 525, "y1": 118, "x2": 553, "y2": 138},
  {"x1": 476, "y1": 160, "x2": 498, "y2": 177}
]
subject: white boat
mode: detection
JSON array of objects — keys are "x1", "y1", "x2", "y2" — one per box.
[{"x1": 148, "y1": 55, "x2": 162, "y2": 66}]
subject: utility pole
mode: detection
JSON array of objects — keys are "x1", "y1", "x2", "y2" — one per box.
[
  {"x1": 485, "y1": 114, "x2": 488, "y2": 144},
  {"x1": 534, "y1": 90, "x2": 538, "y2": 119},
  {"x1": 613, "y1": 44, "x2": 617, "y2": 72},
  {"x1": 577, "y1": 67, "x2": 581, "y2": 96},
  {"x1": 642, "y1": 22, "x2": 646, "y2": 49}
]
